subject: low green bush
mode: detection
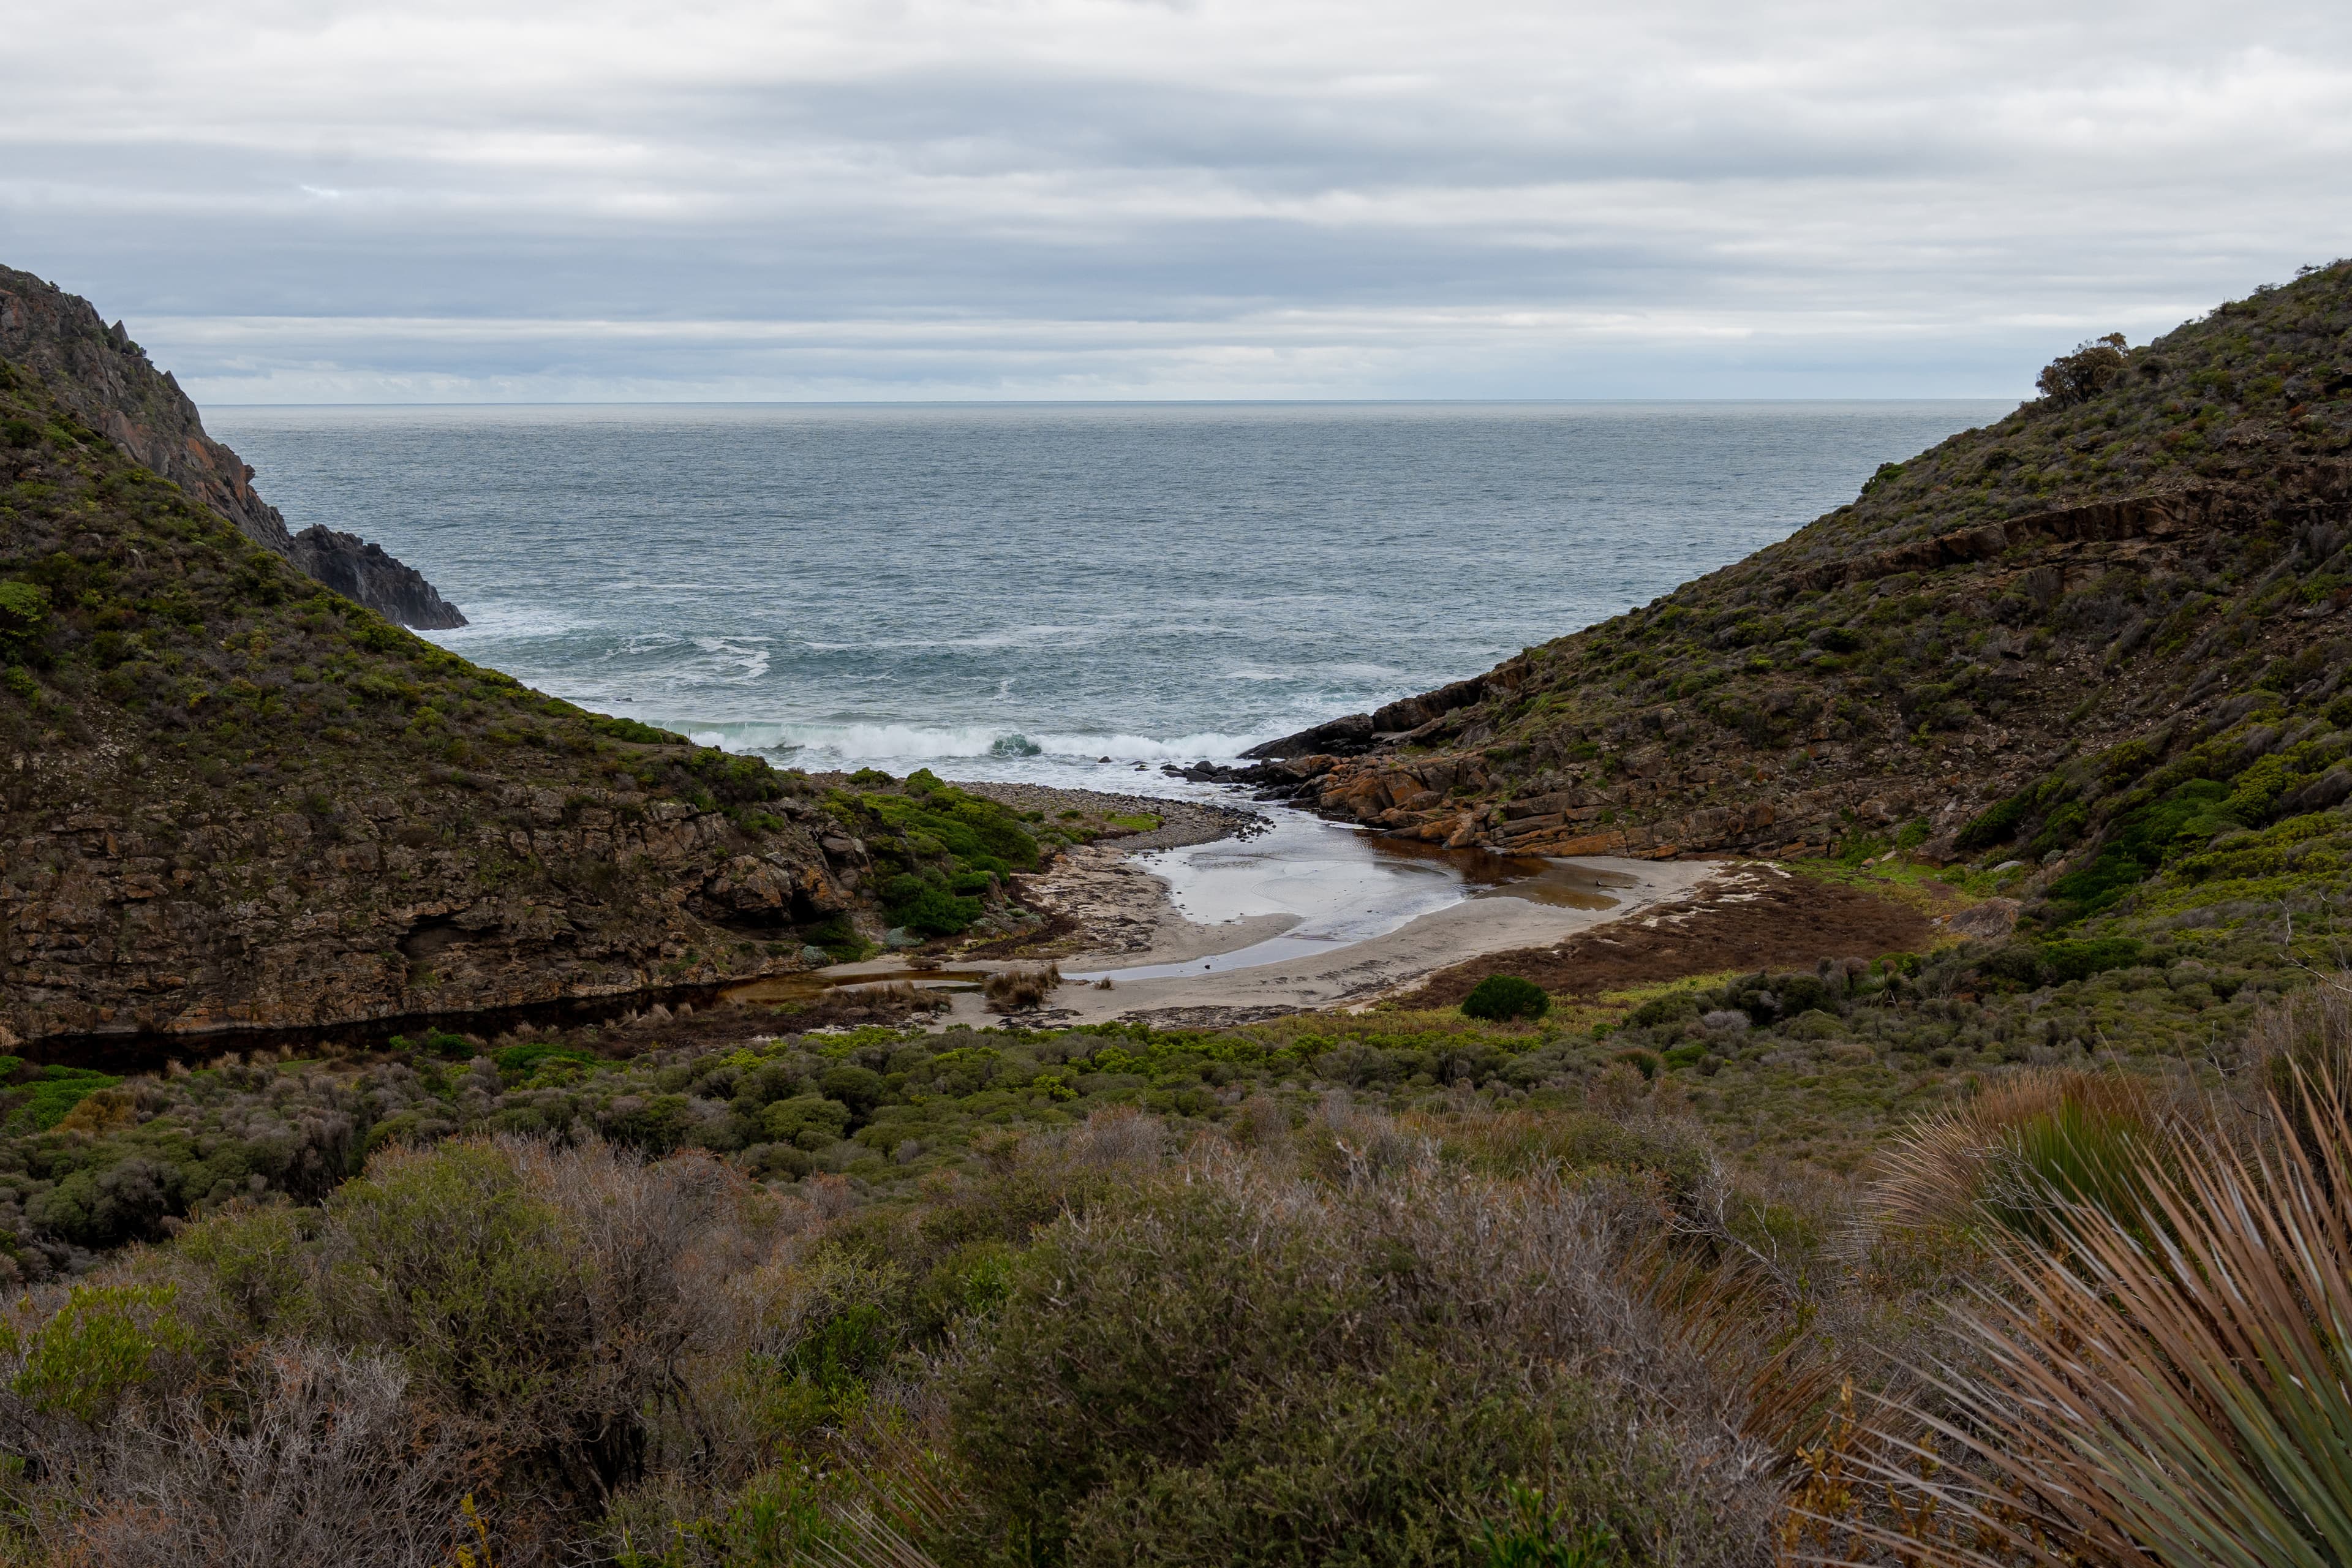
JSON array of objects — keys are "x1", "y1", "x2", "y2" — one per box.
[
  {"x1": 1462, "y1": 975, "x2": 1550, "y2": 1022},
  {"x1": 587, "y1": 712, "x2": 686, "y2": 745},
  {"x1": 947, "y1": 1171, "x2": 1717, "y2": 1567}
]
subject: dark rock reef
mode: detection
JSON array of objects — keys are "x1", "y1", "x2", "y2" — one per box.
[{"x1": 0, "y1": 265, "x2": 464, "y2": 630}]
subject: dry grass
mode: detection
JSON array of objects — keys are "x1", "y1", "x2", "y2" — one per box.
[{"x1": 982, "y1": 963, "x2": 1062, "y2": 1012}]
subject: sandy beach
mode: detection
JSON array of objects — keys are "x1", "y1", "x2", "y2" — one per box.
[{"x1": 997, "y1": 850, "x2": 1715, "y2": 1026}]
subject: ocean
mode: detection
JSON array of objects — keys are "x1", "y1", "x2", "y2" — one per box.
[{"x1": 209, "y1": 401, "x2": 2010, "y2": 794}]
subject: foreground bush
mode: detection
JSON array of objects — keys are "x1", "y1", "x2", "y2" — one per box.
[
  {"x1": 947, "y1": 1148, "x2": 1774, "y2": 1567},
  {"x1": 0, "y1": 1136, "x2": 793, "y2": 1564},
  {"x1": 17, "y1": 990, "x2": 2352, "y2": 1567},
  {"x1": 1861, "y1": 985, "x2": 2352, "y2": 1568}
]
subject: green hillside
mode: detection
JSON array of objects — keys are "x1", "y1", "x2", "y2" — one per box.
[
  {"x1": 0, "y1": 357, "x2": 1040, "y2": 1050},
  {"x1": 1282, "y1": 262, "x2": 2352, "y2": 956}
]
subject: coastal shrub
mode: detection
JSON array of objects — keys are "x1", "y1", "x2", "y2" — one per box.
[
  {"x1": 1955, "y1": 782, "x2": 2041, "y2": 852},
  {"x1": 1462, "y1": 975, "x2": 1551, "y2": 1022},
  {"x1": 855, "y1": 772, "x2": 1038, "y2": 863},
  {"x1": 12, "y1": 1281, "x2": 196, "y2": 1423},
  {"x1": 946, "y1": 1162, "x2": 1760, "y2": 1567},
  {"x1": 2035, "y1": 936, "x2": 2147, "y2": 984},
  {"x1": 586, "y1": 712, "x2": 685, "y2": 745},
  {"x1": 984, "y1": 964, "x2": 1063, "y2": 1013},
  {"x1": 799, "y1": 914, "x2": 869, "y2": 962},
  {"x1": 1625, "y1": 991, "x2": 1700, "y2": 1030},
  {"x1": 2035, "y1": 331, "x2": 2131, "y2": 406},
  {"x1": 891, "y1": 881, "x2": 983, "y2": 937},
  {"x1": 10, "y1": 1066, "x2": 123, "y2": 1132},
  {"x1": 762, "y1": 1093, "x2": 852, "y2": 1150},
  {"x1": 2043, "y1": 779, "x2": 2241, "y2": 918},
  {"x1": 494, "y1": 1041, "x2": 601, "y2": 1078},
  {"x1": 0, "y1": 579, "x2": 48, "y2": 649}
]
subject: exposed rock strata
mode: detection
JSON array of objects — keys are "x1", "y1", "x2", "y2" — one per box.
[
  {"x1": 1, "y1": 748, "x2": 858, "y2": 1050},
  {"x1": 0, "y1": 265, "x2": 464, "y2": 629}
]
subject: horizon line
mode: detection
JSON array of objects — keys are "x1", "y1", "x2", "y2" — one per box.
[{"x1": 204, "y1": 394, "x2": 2026, "y2": 410}]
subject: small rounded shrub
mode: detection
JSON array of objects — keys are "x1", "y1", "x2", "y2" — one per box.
[{"x1": 1461, "y1": 975, "x2": 1550, "y2": 1022}]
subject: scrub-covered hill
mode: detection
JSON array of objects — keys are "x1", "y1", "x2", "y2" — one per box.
[
  {"x1": 0, "y1": 332, "x2": 1057, "y2": 1054},
  {"x1": 1238, "y1": 262, "x2": 2352, "y2": 945}
]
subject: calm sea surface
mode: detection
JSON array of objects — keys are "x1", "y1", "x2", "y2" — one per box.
[{"x1": 209, "y1": 402, "x2": 2008, "y2": 793}]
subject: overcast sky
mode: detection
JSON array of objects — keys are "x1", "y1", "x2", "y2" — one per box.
[{"x1": 4, "y1": 0, "x2": 2349, "y2": 402}]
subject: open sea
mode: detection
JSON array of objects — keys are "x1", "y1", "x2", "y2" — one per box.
[{"x1": 209, "y1": 401, "x2": 2008, "y2": 794}]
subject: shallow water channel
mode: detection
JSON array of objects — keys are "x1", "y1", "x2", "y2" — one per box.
[
  {"x1": 1066, "y1": 810, "x2": 1634, "y2": 983},
  {"x1": 716, "y1": 807, "x2": 1639, "y2": 1003}
]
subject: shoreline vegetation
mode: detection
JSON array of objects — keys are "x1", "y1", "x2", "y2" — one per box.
[{"x1": 4, "y1": 260, "x2": 2352, "y2": 1564}]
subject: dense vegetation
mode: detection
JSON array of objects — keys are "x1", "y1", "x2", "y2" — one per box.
[
  {"x1": 1, "y1": 969, "x2": 2347, "y2": 1566},
  {"x1": 0, "y1": 837, "x2": 2324, "y2": 1273}
]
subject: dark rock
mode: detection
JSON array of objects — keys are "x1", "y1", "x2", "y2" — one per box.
[
  {"x1": 1242, "y1": 712, "x2": 1374, "y2": 761},
  {"x1": 289, "y1": 527, "x2": 466, "y2": 630}
]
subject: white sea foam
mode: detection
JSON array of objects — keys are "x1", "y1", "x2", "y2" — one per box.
[
  {"x1": 685, "y1": 636, "x2": 772, "y2": 683},
  {"x1": 689, "y1": 720, "x2": 1286, "y2": 765},
  {"x1": 415, "y1": 601, "x2": 591, "y2": 645}
]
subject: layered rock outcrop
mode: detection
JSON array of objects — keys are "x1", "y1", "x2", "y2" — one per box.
[
  {"x1": 0, "y1": 265, "x2": 464, "y2": 629},
  {"x1": 2, "y1": 771, "x2": 855, "y2": 1047}
]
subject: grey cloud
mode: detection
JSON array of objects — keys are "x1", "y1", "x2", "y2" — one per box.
[{"x1": 3, "y1": 0, "x2": 2348, "y2": 400}]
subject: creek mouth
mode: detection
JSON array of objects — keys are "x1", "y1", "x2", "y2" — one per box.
[{"x1": 1068, "y1": 808, "x2": 1639, "y2": 984}]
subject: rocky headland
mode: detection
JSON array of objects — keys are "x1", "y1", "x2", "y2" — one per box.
[
  {"x1": 1192, "y1": 265, "x2": 2352, "y2": 946},
  {"x1": 0, "y1": 266, "x2": 464, "y2": 630},
  {"x1": 0, "y1": 274, "x2": 1112, "y2": 1055}
]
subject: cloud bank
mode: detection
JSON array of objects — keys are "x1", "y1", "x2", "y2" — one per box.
[{"x1": 5, "y1": 0, "x2": 2349, "y2": 401}]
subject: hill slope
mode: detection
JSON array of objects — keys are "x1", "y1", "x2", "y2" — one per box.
[
  {"x1": 0, "y1": 339, "x2": 1071, "y2": 1053},
  {"x1": 0, "y1": 353, "x2": 869, "y2": 1049},
  {"x1": 1238, "y1": 263, "x2": 2352, "y2": 940}
]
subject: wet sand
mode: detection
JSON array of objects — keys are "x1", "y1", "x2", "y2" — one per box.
[{"x1": 927, "y1": 843, "x2": 1716, "y2": 1027}]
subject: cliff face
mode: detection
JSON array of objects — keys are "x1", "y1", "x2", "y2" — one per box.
[
  {"x1": 0, "y1": 358, "x2": 878, "y2": 1053},
  {"x1": 1227, "y1": 263, "x2": 2352, "y2": 933},
  {"x1": 0, "y1": 266, "x2": 464, "y2": 630}
]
